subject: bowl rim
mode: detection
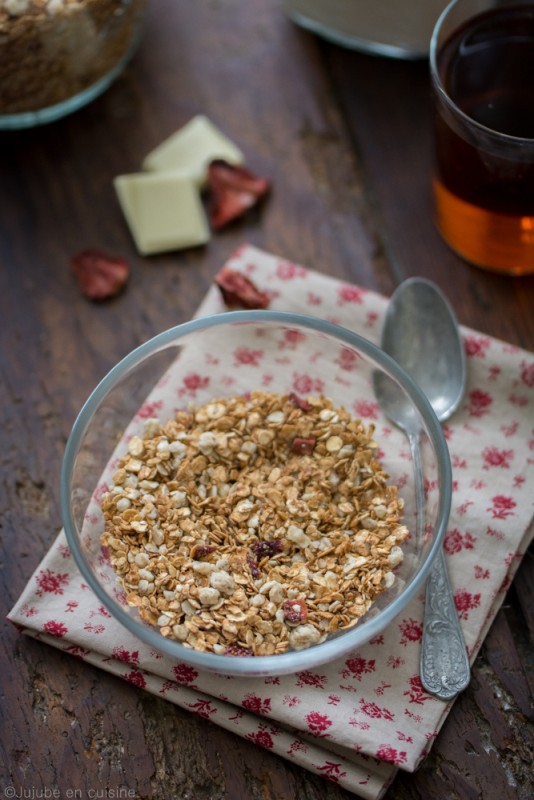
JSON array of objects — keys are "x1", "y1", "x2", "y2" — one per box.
[{"x1": 61, "y1": 309, "x2": 452, "y2": 675}]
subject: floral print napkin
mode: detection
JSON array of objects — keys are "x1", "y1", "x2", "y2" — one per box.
[{"x1": 9, "y1": 244, "x2": 534, "y2": 799}]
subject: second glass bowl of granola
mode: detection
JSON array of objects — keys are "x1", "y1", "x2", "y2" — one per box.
[
  {"x1": 61, "y1": 310, "x2": 451, "y2": 676},
  {"x1": 0, "y1": 0, "x2": 146, "y2": 129}
]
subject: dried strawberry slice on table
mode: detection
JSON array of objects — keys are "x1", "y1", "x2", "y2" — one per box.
[
  {"x1": 72, "y1": 249, "x2": 129, "y2": 301},
  {"x1": 213, "y1": 266, "x2": 270, "y2": 309},
  {"x1": 207, "y1": 159, "x2": 270, "y2": 229}
]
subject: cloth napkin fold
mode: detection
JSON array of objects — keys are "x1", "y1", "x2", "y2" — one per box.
[{"x1": 9, "y1": 244, "x2": 534, "y2": 799}]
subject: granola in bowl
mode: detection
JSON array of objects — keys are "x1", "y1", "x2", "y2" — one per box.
[
  {"x1": 0, "y1": 0, "x2": 145, "y2": 125},
  {"x1": 100, "y1": 390, "x2": 409, "y2": 656}
]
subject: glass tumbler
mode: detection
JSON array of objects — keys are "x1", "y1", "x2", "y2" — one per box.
[{"x1": 430, "y1": 0, "x2": 534, "y2": 275}]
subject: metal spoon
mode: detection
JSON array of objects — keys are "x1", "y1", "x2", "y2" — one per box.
[{"x1": 377, "y1": 277, "x2": 470, "y2": 700}]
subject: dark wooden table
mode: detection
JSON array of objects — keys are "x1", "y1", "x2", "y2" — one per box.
[{"x1": 1, "y1": 1, "x2": 533, "y2": 798}]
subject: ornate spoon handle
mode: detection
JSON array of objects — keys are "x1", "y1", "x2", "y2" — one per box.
[{"x1": 420, "y1": 547, "x2": 471, "y2": 700}]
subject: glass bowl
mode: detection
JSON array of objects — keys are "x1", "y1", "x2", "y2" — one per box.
[
  {"x1": 0, "y1": 0, "x2": 146, "y2": 129},
  {"x1": 282, "y1": 0, "x2": 450, "y2": 60},
  {"x1": 61, "y1": 310, "x2": 452, "y2": 677}
]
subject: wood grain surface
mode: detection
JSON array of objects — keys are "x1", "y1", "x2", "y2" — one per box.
[{"x1": 1, "y1": 1, "x2": 533, "y2": 798}]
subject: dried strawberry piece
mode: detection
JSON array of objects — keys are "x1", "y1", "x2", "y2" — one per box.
[
  {"x1": 214, "y1": 266, "x2": 270, "y2": 309},
  {"x1": 223, "y1": 645, "x2": 254, "y2": 657},
  {"x1": 251, "y1": 539, "x2": 284, "y2": 560},
  {"x1": 291, "y1": 436, "x2": 316, "y2": 456},
  {"x1": 247, "y1": 555, "x2": 261, "y2": 578},
  {"x1": 207, "y1": 159, "x2": 270, "y2": 230},
  {"x1": 72, "y1": 248, "x2": 129, "y2": 301},
  {"x1": 288, "y1": 393, "x2": 312, "y2": 412},
  {"x1": 190, "y1": 544, "x2": 217, "y2": 559},
  {"x1": 282, "y1": 599, "x2": 308, "y2": 624}
]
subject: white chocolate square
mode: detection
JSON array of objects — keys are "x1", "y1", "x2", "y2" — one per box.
[
  {"x1": 142, "y1": 115, "x2": 244, "y2": 186},
  {"x1": 114, "y1": 172, "x2": 210, "y2": 255}
]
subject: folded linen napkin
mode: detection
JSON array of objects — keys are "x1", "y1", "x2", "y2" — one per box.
[{"x1": 9, "y1": 244, "x2": 534, "y2": 799}]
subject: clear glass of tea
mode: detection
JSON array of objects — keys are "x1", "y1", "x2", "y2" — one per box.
[{"x1": 430, "y1": 0, "x2": 534, "y2": 276}]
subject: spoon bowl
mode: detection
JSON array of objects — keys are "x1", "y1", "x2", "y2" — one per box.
[{"x1": 381, "y1": 278, "x2": 466, "y2": 425}]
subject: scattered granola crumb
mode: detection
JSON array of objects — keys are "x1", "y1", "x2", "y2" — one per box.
[{"x1": 101, "y1": 391, "x2": 409, "y2": 656}]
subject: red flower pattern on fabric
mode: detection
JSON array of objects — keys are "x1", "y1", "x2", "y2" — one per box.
[
  {"x1": 111, "y1": 646, "x2": 139, "y2": 666},
  {"x1": 95, "y1": 605, "x2": 112, "y2": 618},
  {"x1": 136, "y1": 400, "x2": 163, "y2": 419},
  {"x1": 403, "y1": 676, "x2": 432, "y2": 705},
  {"x1": 374, "y1": 681, "x2": 392, "y2": 696},
  {"x1": 43, "y1": 620, "x2": 68, "y2": 637},
  {"x1": 365, "y1": 310, "x2": 378, "y2": 327},
  {"x1": 474, "y1": 565, "x2": 490, "y2": 579},
  {"x1": 375, "y1": 745, "x2": 407, "y2": 765},
  {"x1": 123, "y1": 670, "x2": 146, "y2": 688},
  {"x1": 509, "y1": 393, "x2": 529, "y2": 407},
  {"x1": 464, "y1": 334, "x2": 490, "y2": 357},
  {"x1": 327, "y1": 695, "x2": 341, "y2": 705},
  {"x1": 83, "y1": 623, "x2": 105, "y2": 634},
  {"x1": 520, "y1": 359, "x2": 534, "y2": 386},
  {"x1": 292, "y1": 372, "x2": 324, "y2": 395},
  {"x1": 316, "y1": 761, "x2": 347, "y2": 784},
  {"x1": 487, "y1": 495, "x2": 517, "y2": 519},
  {"x1": 454, "y1": 590, "x2": 481, "y2": 620},
  {"x1": 466, "y1": 389, "x2": 493, "y2": 417},
  {"x1": 398, "y1": 618, "x2": 423, "y2": 646},
  {"x1": 276, "y1": 260, "x2": 307, "y2": 280},
  {"x1": 63, "y1": 645, "x2": 90, "y2": 659},
  {"x1": 359, "y1": 699, "x2": 395, "y2": 721},
  {"x1": 36, "y1": 569, "x2": 69, "y2": 597},
  {"x1": 444, "y1": 529, "x2": 477, "y2": 554},
  {"x1": 482, "y1": 446, "x2": 514, "y2": 469},
  {"x1": 288, "y1": 740, "x2": 307, "y2": 754},
  {"x1": 305, "y1": 711, "x2": 333, "y2": 734},
  {"x1": 501, "y1": 421, "x2": 519, "y2": 437},
  {"x1": 369, "y1": 634, "x2": 385, "y2": 645},
  {"x1": 341, "y1": 656, "x2": 376, "y2": 681},
  {"x1": 242, "y1": 693, "x2": 271, "y2": 715},
  {"x1": 58, "y1": 544, "x2": 71, "y2": 559},
  {"x1": 246, "y1": 726, "x2": 274, "y2": 749},
  {"x1": 281, "y1": 328, "x2": 306, "y2": 348},
  {"x1": 353, "y1": 400, "x2": 380, "y2": 419},
  {"x1": 337, "y1": 285, "x2": 364, "y2": 305},
  {"x1": 335, "y1": 347, "x2": 360, "y2": 371},
  {"x1": 178, "y1": 373, "x2": 210, "y2": 397},
  {"x1": 172, "y1": 663, "x2": 199, "y2": 686},
  {"x1": 187, "y1": 699, "x2": 217, "y2": 719},
  {"x1": 295, "y1": 671, "x2": 327, "y2": 689},
  {"x1": 233, "y1": 347, "x2": 264, "y2": 366},
  {"x1": 283, "y1": 695, "x2": 300, "y2": 707}
]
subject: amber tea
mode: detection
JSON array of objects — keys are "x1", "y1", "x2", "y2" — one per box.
[{"x1": 431, "y1": 1, "x2": 534, "y2": 275}]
